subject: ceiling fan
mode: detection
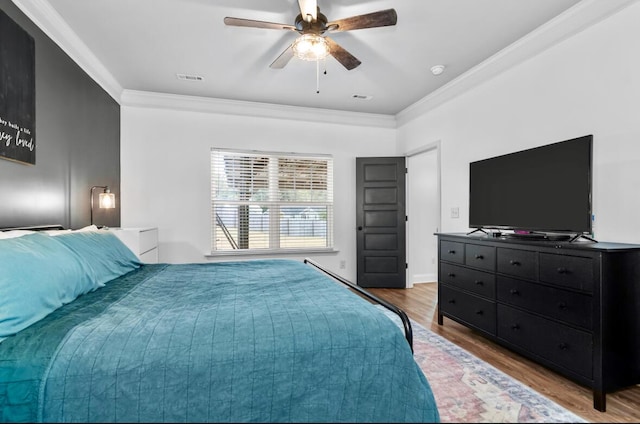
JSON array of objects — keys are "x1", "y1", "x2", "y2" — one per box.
[{"x1": 224, "y1": 0, "x2": 397, "y2": 71}]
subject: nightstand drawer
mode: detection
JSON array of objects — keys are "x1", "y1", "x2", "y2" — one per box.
[
  {"x1": 440, "y1": 241, "x2": 464, "y2": 264},
  {"x1": 539, "y1": 253, "x2": 594, "y2": 292},
  {"x1": 497, "y1": 248, "x2": 538, "y2": 280},
  {"x1": 497, "y1": 304, "x2": 592, "y2": 378},
  {"x1": 139, "y1": 247, "x2": 158, "y2": 263},
  {"x1": 440, "y1": 285, "x2": 496, "y2": 334},
  {"x1": 110, "y1": 227, "x2": 159, "y2": 263},
  {"x1": 497, "y1": 276, "x2": 592, "y2": 329},
  {"x1": 440, "y1": 262, "x2": 495, "y2": 299},
  {"x1": 138, "y1": 228, "x2": 159, "y2": 255}
]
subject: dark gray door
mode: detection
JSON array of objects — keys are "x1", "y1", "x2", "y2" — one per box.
[{"x1": 356, "y1": 157, "x2": 406, "y2": 288}]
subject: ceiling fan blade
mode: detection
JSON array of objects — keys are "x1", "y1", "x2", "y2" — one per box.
[
  {"x1": 270, "y1": 44, "x2": 295, "y2": 69},
  {"x1": 325, "y1": 37, "x2": 361, "y2": 70},
  {"x1": 327, "y1": 9, "x2": 397, "y2": 32},
  {"x1": 224, "y1": 17, "x2": 296, "y2": 31},
  {"x1": 298, "y1": 0, "x2": 318, "y2": 22}
]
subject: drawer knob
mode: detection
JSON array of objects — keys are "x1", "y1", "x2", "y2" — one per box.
[
  {"x1": 448, "y1": 273, "x2": 456, "y2": 278},
  {"x1": 558, "y1": 342, "x2": 569, "y2": 350},
  {"x1": 448, "y1": 299, "x2": 456, "y2": 304},
  {"x1": 510, "y1": 324, "x2": 520, "y2": 330},
  {"x1": 558, "y1": 302, "x2": 567, "y2": 310},
  {"x1": 448, "y1": 250, "x2": 456, "y2": 254},
  {"x1": 557, "y1": 267, "x2": 568, "y2": 274},
  {"x1": 475, "y1": 254, "x2": 484, "y2": 260},
  {"x1": 510, "y1": 260, "x2": 521, "y2": 266},
  {"x1": 474, "y1": 280, "x2": 484, "y2": 286},
  {"x1": 509, "y1": 289, "x2": 520, "y2": 295},
  {"x1": 475, "y1": 310, "x2": 484, "y2": 315}
]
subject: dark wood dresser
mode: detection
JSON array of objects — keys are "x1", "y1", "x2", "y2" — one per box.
[{"x1": 436, "y1": 232, "x2": 640, "y2": 411}]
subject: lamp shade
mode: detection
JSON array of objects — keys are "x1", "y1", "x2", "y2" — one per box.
[
  {"x1": 99, "y1": 191, "x2": 115, "y2": 209},
  {"x1": 90, "y1": 185, "x2": 115, "y2": 226}
]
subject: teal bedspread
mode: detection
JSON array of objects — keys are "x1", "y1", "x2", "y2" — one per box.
[{"x1": 0, "y1": 259, "x2": 439, "y2": 423}]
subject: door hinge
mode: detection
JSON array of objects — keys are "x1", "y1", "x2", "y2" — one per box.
[
  {"x1": 406, "y1": 263, "x2": 408, "y2": 269},
  {"x1": 405, "y1": 215, "x2": 408, "y2": 221},
  {"x1": 405, "y1": 168, "x2": 408, "y2": 174}
]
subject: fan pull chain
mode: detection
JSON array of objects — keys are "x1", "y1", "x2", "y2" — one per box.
[{"x1": 316, "y1": 60, "x2": 320, "y2": 94}]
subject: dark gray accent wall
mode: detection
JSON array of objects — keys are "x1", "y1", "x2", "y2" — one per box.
[{"x1": 0, "y1": 1, "x2": 120, "y2": 229}]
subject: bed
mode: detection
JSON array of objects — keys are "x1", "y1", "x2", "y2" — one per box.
[{"x1": 0, "y1": 226, "x2": 440, "y2": 423}]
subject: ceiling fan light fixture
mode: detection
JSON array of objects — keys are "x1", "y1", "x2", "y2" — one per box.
[{"x1": 292, "y1": 34, "x2": 329, "y2": 61}]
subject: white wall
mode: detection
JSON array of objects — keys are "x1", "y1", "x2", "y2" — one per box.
[
  {"x1": 121, "y1": 2, "x2": 640, "y2": 283},
  {"x1": 397, "y1": 2, "x2": 640, "y2": 244},
  {"x1": 407, "y1": 147, "x2": 439, "y2": 285},
  {"x1": 120, "y1": 102, "x2": 396, "y2": 280}
]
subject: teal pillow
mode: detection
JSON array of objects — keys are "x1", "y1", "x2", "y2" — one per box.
[
  {"x1": 0, "y1": 233, "x2": 98, "y2": 341},
  {"x1": 49, "y1": 231, "x2": 142, "y2": 287}
]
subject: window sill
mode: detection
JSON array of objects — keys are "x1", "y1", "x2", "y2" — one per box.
[{"x1": 205, "y1": 248, "x2": 339, "y2": 258}]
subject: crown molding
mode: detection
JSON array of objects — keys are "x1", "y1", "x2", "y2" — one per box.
[
  {"x1": 120, "y1": 90, "x2": 397, "y2": 128},
  {"x1": 11, "y1": 0, "x2": 123, "y2": 102},
  {"x1": 395, "y1": 0, "x2": 638, "y2": 127},
  {"x1": 11, "y1": 0, "x2": 393, "y2": 128},
  {"x1": 15, "y1": 0, "x2": 634, "y2": 127}
]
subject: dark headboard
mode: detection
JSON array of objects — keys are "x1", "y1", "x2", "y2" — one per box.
[
  {"x1": 0, "y1": 224, "x2": 65, "y2": 231},
  {"x1": 0, "y1": 1, "x2": 120, "y2": 230}
]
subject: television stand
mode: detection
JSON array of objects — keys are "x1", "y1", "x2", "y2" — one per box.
[
  {"x1": 569, "y1": 233, "x2": 598, "y2": 243},
  {"x1": 436, "y1": 232, "x2": 640, "y2": 411}
]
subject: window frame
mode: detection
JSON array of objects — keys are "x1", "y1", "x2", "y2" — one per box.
[{"x1": 209, "y1": 148, "x2": 335, "y2": 256}]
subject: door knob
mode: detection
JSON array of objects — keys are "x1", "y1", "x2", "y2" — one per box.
[{"x1": 357, "y1": 226, "x2": 363, "y2": 231}]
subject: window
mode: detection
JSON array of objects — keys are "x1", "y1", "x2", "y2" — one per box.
[{"x1": 211, "y1": 149, "x2": 334, "y2": 253}]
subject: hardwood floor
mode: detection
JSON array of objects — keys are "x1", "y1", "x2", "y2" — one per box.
[{"x1": 367, "y1": 283, "x2": 640, "y2": 423}]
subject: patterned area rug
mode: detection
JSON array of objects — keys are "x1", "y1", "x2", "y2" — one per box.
[{"x1": 381, "y1": 309, "x2": 589, "y2": 423}]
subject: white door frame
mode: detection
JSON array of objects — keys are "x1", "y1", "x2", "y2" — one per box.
[{"x1": 404, "y1": 140, "x2": 441, "y2": 288}]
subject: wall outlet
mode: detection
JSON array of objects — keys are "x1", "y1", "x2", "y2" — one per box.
[
  {"x1": 339, "y1": 260, "x2": 346, "y2": 269},
  {"x1": 451, "y1": 207, "x2": 459, "y2": 218}
]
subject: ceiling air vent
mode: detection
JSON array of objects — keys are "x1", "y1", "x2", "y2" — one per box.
[
  {"x1": 176, "y1": 73, "x2": 204, "y2": 82},
  {"x1": 352, "y1": 94, "x2": 373, "y2": 100}
]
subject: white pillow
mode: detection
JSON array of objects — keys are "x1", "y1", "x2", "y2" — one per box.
[
  {"x1": 44, "y1": 229, "x2": 72, "y2": 236},
  {"x1": 46, "y1": 225, "x2": 100, "y2": 236},
  {"x1": 76, "y1": 225, "x2": 100, "y2": 232},
  {"x1": 0, "y1": 230, "x2": 36, "y2": 239}
]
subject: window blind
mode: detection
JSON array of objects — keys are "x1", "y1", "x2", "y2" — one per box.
[{"x1": 211, "y1": 149, "x2": 334, "y2": 253}]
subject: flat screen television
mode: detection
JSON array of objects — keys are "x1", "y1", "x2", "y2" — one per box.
[{"x1": 469, "y1": 135, "x2": 593, "y2": 236}]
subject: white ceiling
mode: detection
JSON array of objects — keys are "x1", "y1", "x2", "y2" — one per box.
[{"x1": 17, "y1": 0, "x2": 614, "y2": 116}]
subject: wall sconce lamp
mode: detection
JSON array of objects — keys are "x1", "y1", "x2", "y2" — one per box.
[{"x1": 90, "y1": 185, "x2": 116, "y2": 226}]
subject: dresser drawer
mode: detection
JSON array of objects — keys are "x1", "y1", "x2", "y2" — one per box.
[
  {"x1": 539, "y1": 253, "x2": 594, "y2": 292},
  {"x1": 497, "y1": 276, "x2": 592, "y2": 330},
  {"x1": 440, "y1": 262, "x2": 495, "y2": 299},
  {"x1": 440, "y1": 241, "x2": 464, "y2": 264},
  {"x1": 465, "y1": 244, "x2": 496, "y2": 271},
  {"x1": 497, "y1": 304, "x2": 592, "y2": 378},
  {"x1": 497, "y1": 248, "x2": 538, "y2": 280},
  {"x1": 440, "y1": 285, "x2": 496, "y2": 334}
]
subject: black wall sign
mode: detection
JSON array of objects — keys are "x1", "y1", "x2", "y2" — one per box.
[{"x1": 0, "y1": 9, "x2": 36, "y2": 165}]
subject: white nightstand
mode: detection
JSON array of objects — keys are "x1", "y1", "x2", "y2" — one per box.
[{"x1": 109, "y1": 227, "x2": 159, "y2": 263}]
